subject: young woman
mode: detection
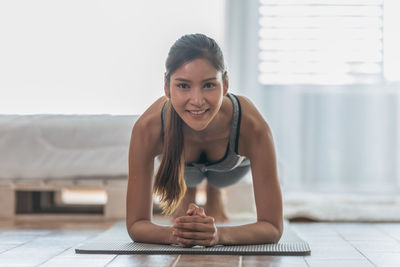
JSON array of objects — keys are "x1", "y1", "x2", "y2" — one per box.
[{"x1": 126, "y1": 33, "x2": 283, "y2": 247}]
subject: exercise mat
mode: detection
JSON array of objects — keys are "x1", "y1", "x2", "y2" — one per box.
[{"x1": 75, "y1": 220, "x2": 310, "y2": 256}]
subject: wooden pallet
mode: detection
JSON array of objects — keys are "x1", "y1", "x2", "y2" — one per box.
[
  {"x1": 0, "y1": 177, "x2": 128, "y2": 221},
  {"x1": 0, "y1": 177, "x2": 256, "y2": 222}
]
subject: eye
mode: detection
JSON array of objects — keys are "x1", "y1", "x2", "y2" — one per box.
[
  {"x1": 204, "y1": 83, "x2": 216, "y2": 89},
  {"x1": 177, "y1": 83, "x2": 189, "y2": 89}
]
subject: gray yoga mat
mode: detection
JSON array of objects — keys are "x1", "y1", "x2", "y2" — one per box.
[{"x1": 75, "y1": 220, "x2": 310, "y2": 256}]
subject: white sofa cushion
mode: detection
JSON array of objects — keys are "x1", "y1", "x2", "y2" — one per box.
[{"x1": 0, "y1": 115, "x2": 139, "y2": 179}]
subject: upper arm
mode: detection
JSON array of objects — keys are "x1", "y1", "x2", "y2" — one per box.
[
  {"x1": 126, "y1": 98, "x2": 165, "y2": 229},
  {"x1": 238, "y1": 96, "x2": 283, "y2": 233}
]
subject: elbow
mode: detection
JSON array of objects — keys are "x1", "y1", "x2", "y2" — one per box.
[
  {"x1": 272, "y1": 220, "x2": 284, "y2": 243},
  {"x1": 259, "y1": 220, "x2": 283, "y2": 243},
  {"x1": 126, "y1": 221, "x2": 137, "y2": 242},
  {"x1": 271, "y1": 224, "x2": 283, "y2": 243},
  {"x1": 127, "y1": 229, "x2": 138, "y2": 243},
  {"x1": 126, "y1": 219, "x2": 149, "y2": 242}
]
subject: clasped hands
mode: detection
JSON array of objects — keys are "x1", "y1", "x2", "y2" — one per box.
[{"x1": 172, "y1": 203, "x2": 219, "y2": 247}]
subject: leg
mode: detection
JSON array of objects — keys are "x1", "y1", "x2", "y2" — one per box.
[
  {"x1": 171, "y1": 187, "x2": 197, "y2": 221},
  {"x1": 204, "y1": 165, "x2": 251, "y2": 223},
  {"x1": 204, "y1": 182, "x2": 230, "y2": 223}
]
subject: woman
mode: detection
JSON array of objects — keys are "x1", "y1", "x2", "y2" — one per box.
[{"x1": 126, "y1": 33, "x2": 283, "y2": 247}]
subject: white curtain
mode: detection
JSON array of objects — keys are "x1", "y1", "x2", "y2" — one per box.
[
  {"x1": 260, "y1": 86, "x2": 400, "y2": 193},
  {"x1": 226, "y1": 0, "x2": 400, "y2": 194},
  {"x1": 225, "y1": 0, "x2": 400, "y2": 220}
]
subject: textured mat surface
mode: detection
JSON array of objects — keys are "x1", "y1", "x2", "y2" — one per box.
[{"x1": 75, "y1": 220, "x2": 310, "y2": 255}]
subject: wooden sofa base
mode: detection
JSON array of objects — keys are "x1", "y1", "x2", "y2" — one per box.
[
  {"x1": 0, "y1": 177, "x2": 256, "y2": 221},
  {"x1": 0, "y1": 177, "x2": 128, "y2": 221}
]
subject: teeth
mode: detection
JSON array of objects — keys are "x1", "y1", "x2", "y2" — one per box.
[{"x1": 189, "y1": 110, "x2": 206, "y2": 115}]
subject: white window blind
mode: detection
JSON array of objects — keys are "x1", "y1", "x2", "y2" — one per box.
[{"x1": 258, "y1": 0, "x2": 384, "y2": 85}]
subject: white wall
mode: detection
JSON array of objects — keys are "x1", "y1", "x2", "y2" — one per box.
[
  {"x1": 0, "y1": 0, "x2": 225, "y2": 115},
  {"x1": 384, "y1": 0, "x2": 400, "y2": 82}
]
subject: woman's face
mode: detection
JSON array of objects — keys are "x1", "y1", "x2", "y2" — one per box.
[{"x1": 165, "y1": 58, "x2": 228, "y2": 132}]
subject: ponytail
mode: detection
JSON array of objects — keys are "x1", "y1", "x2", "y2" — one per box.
[
  {"x1": 153, "y1": 100, "x2": 186, "y2": 215},
  {"x1": 154, "y1": 33, "x2": 226, "y2": 215}
]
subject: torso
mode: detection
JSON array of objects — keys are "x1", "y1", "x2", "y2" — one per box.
[
  {"x1": 138, "y1": 93, "x2": 255, "y2": 164},
  {"x1": 161, "y1": 94, "x2": 249, "y2": 171},
  {"x1": 184, "y1": 134, "x2": 229, "y2": 164},
  {"x1": 182, "y1": 95, "x2": 233, "y2": 164}
]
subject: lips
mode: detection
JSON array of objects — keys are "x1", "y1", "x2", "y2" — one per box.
[
  {"x1": 186, "y1": 109, "x2": 210, "y2": 118},
  {"x1": 188, "y1": 110, "x2": 207, "y2": 115}
]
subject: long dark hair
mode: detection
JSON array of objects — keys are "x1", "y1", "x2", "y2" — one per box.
[{"x1": 153, "y1": 33, "x2": 226, "y2": 215}]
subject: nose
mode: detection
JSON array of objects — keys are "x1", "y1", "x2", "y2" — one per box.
[{"x1": 190, "y1": 88, "x2": 205, "y2": 107}]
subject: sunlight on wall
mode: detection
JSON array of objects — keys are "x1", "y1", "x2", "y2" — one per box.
[
  {"x1": 0, "y1": 0, "x2": 225, "y2": 115},
  {"x1": 384, "y1": 0, "x2": 400, "y2": 82}
]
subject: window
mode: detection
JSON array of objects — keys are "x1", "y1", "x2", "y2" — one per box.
[
  {"x1": 258, "y1": 0, "x2": 385, "y2": 85},
  {"x1": 229, "y1": 0, "x2": 400, "y2": 192}
]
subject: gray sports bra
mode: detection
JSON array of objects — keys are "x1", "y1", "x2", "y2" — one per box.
[{"x1": 161, "y1": 92, "x2": 250, "y2": 173}]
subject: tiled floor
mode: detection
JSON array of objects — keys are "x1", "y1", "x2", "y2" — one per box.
[{"x1": 1, "y1": 218, "x2": 400, "y2": 266}]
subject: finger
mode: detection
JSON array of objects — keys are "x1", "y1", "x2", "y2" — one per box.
[
  {"x1": 174, "y1": 213, "x2": 204, "y2": 224},
  {"x1": 173, "y1": 222, "x2": 213, "y2": 232},
  {"x1": 186, "y1": 203, "x2": 199, "y2": 216},
  {"x1": 173, "y1": 229, "x2": 214, "y2": 240},
  {"x1": 175, "y1": 237, "x2": 215, "y2": 247},
  {"x1": 178, "y1": 242, "x2": 191, "y2": 248},
  {"x1": 194, "y1": 207, "x2": 206, "y2": 217},
  {"x1": 176, "y1": 215, "x2": 214, "y2": 224}
]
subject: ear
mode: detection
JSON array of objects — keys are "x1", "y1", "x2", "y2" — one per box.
[
  {"x1": 223, "y1": 72, "x2": 229, "y2": 96},
  {"x1": 164, "y1": 73, "x2": 170, "y2": 98}
]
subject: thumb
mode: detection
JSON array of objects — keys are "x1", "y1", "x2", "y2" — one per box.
[
  {"x1": 194, "y1": 207, "x2": 207, "y2": 218},
  {"x1": 186, "y1": 203, "x2": 199, "y2": 216}
]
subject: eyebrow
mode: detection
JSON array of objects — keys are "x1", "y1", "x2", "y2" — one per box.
[{"x1": 174, "y1": 77, "x2": 217, "y2": 82}]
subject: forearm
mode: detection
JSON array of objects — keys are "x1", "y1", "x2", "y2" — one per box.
[
  {"x1": 128, "y1": 220, "x2": 175, "y2": 245},
  {"x1": 218, "y1": 221, "x2": 282, "y2": 245}
]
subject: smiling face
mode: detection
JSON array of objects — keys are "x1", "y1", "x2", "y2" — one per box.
[{"x1": 165, "y1": 58, "x2": 228, "y2": 132}]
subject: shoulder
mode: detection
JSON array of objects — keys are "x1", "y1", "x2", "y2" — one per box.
[
  {"x1": 235, "y1": 94, "x2": 270, "y2": 135},
  {"x1": 234, "y1": 94, "x2": 273, "y2": 156},
  {"x1": 130, "y1": 96, "x2": 167, "y2": 157}
]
